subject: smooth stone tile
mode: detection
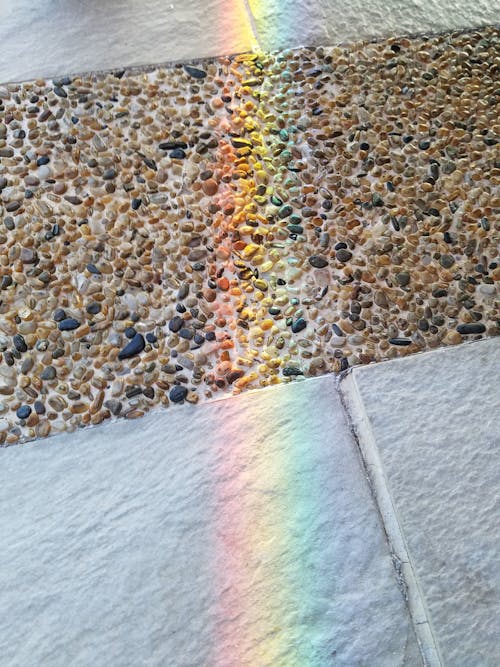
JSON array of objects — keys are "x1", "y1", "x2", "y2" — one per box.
[
  {"x1": 0, "y1": 0, "x2": 256, "y2": 82},
  {"x1": 348, "y1": 338, "x2": 500, "y2": 666},
  {"x1": 0, "y1": 377, "x2": 421, "y2": 666},
  {"x1": 248, "y1": 0, "x2": 499, "y2": 50}
]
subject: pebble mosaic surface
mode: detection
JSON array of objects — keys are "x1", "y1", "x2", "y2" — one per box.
[{"x1": 0, "y1": 26, "x2": 498, "y2": 444}]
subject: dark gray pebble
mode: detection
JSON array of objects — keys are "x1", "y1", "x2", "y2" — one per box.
[
  {"x1": 396, "y1": 272, "x2": 410, "y2": 287},
  {"x1": 104, "y1": 399, "x2": 122, "y2": 416},
  {"x1": 389, "y1": 338, "x2": 412, "y2": 346},
  {"x1": 40, "y1": 366, "x2": 56, "y2": 381},
  {"x1": 159, "y1": 141, "x2": 188, "y2": 150},
  {"x1": 86, "y1": 302, "x2": 101, "y2": 315},
  {"x1": 456, "y1": 323, "x2": 486, "y2": 335},
  {"x1": 169, "y1": 316, "x2": 184, "y2": 333},
  {"x1": 184, "y1": 65, "x2": 207, "y2": 79},
  {"x1": 125, "y1": 386, "x2": 142, "y2": 399},
  {"x1": 169, "y1": 385, "x2": 188, "y2": 403},
  {"x1": 291, "y1": 318, "x2": 307, "y2": 333},
  {"x1": 170, "y1": 148, "x2": 186, "y2": 159},
  {"x1": 308, "y1": 255, "x2": 328, "y2": 269},
  {"x1": 13, "y1": 334, "x2": 27, "y2": 353},
  {"x1": 282, "y1": 367, "x2": 304, "y2": 376},
  {"x1": 336, "y1": 249, "x2": 353, "y2": 262},
  {"x1": 58, "y1": 318, "x2": 80, "y2": 331},
  {"x1": 278, "y1": 204, "x2": 293, "y2": 219},
  {"x1": 440, "y1": 254, "x2": 455, "y2": 269},
  {"x1": 118, "y1": 333, "x2": 145, "y2": 359}
]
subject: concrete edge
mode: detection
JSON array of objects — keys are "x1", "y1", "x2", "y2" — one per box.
[
  {"x1": 1, "y1": 22, "x2": 498, "y2": 86},
  {"x1": 338, "y1": 371, "x2": 443, "y2": 667},
  {"x1": 343, "y1": 336, "x2": 497, "y2": 380}
]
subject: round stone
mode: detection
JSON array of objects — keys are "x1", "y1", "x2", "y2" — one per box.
[
  {"x1": 16, "y1": 405, "x2": 31, "y2": 420},
  {"x1": 169, "y1": 385, "x2": 188, "y2": 403},
  {"x1": 336, "y1": 249, "x2": 353, "y2": 263},
  {"x1": 308, "y1": 255, "x2": 328, "y2": 269}
]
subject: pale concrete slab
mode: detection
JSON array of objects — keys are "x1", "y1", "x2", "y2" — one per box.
[
  {"x1": 247, "y1": 0, "x2": 500, "y2": 51},
  {"x1": 345, "y1": 338, "x2": 500, "y2": 666},
  {"x1": 0, "y1": 0, "x2": 257, "y2": 83},
  {"x1": 0, "y1": 377, "x2": 421, "y2": 667}
]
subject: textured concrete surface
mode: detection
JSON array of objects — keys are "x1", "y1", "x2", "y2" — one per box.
[
  {"x1": 248, "y1": 0, "x2": 500, "y2": 51},
  {"x1": 0, "y1": 377, "x2": 421, "y2": 667},
  {"x1": 1, "y1": 0, "x2": 498, "y2": 82},
  {"x1": 0, "y1": 0, "x2": 257, "y2": 82},
  {"x1": 348, "y1": 338, "x2": 500, "y2": 667}
]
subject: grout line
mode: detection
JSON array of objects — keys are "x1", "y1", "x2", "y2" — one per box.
[
  {"x1": 338, "y1": 372, "x2": 444, "y2": 667},
  {"x1": 241, "y1": 0, "x2": 261, "y2": 51}
]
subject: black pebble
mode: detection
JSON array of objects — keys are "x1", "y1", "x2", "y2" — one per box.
[
  {"x1": 53, "y1": 308, "x2": 66, "y2": 322},
  {"x1": 205, "y1": 331, "x2": 216, "y2": 341},
  {"x1": 170, "y1": 148, "x2": 186, "y2": 159},
  {"x1": 291, "y1": 318, "x2": 307, "y2": 333},
  {"x1": 13, "y1": 334, "x2": 27, "y2": 353},
  {"x1": 389, "y1": 338, "x2": 412, "y2": 346},
  {"x1": 131, "y1": 198, "x2": 142, "y2": 210},
  {"x1": 169, "y1": 385, "x2": 188, "y2": 403},
  {"x1": 308, "y1": 255, "x2": 328, "y2": 269},
  {"x1": 456, "y1": 323, "x2": 486, "y2": 335},
  {"x1": 125, "y1": 327, "x2": 136, "y2": 339},
  {"x1": 58, "y1": 318, "x2": 80, "y2": 331},
  {"x1": 86, "y1": 302, "x2": 101, "y2": 315},
  {"x1": 146, "y1": 333, "x2": 157, "y2": 343},
  {"x1": 184, "y1": 65, "x2": 207, "y2": 79},
  {"x1": 159, "y1": 141, "x2": 188, "y2": 150},
  {"x1": 37, "y1": 156, "x2": 50, "y2": 166},
  {"x1": 118, "y1": 333, "x2": 145, "y2": 359}
]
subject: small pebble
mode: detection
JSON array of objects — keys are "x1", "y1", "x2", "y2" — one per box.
[
  {"x1": 169, "y1": 385, "x2": 188, "y2": 403},
  {"x1": 118, "y1": 333, "x2": 145, "y2": 359}
]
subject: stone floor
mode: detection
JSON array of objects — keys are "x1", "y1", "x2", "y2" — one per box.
[
  {"x1": 0, "y1": 1, "x2": 498, "y2": 665},
  {"x1": 0, "y1": 26, "x2": 497, "y2": 444}
]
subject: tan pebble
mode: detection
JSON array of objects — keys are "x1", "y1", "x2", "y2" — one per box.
[
  {"x1": 48, "y1": 396, "x2": 67, "y2": 412},
  {"x1": 125, "y1": 409, "x2": 145, "y2": 419}
]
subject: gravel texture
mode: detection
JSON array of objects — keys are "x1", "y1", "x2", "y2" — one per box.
[{"x1": 0, "y1": 26, "x2": 498, "y2": 444}]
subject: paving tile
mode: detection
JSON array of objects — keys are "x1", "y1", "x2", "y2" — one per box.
[
  {"x1": 247, "y1": 0, "x2": 500, "y2": 50},
  {"x1": 0, "y1": 377, "x2": 421, "y2": 666},
  {"x1": 345, "y1": 338, "x2": 500, "y2": 666},
  {"x1": 0, "y1": 0, "x2": 256, "y2": 82}
]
